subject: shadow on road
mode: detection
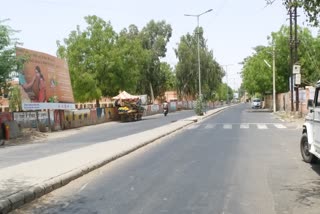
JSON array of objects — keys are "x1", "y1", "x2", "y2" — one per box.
[{"x1": 311, "y1": 162, "x2": 320, "y2": 176}]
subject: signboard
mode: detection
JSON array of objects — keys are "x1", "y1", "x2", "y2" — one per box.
[
  {"x1": 22, "y1": 103, "x2": 75, "y2": 111},
  {"x1": 293, "y1": 64, "x2": 301, "y2": 74},
  {"x1": 16, "y1": 47, "x2": 74, "y2": 104},
  {"x1": 13, "y1": 112, "x2": 48, "y2": 122},
  {"x1": 294, "y1": 73, "x2": 301, "y2": 85}
]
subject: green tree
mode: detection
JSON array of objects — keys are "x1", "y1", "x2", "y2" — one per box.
[
  {"x1": 160, "y1": 62, "x2": 176, "y2": 91},
  {"x1": 0, "y1": 20, "x2": 21, "y2": 97},
  {"x1": 175, "y1": 27, "x2": 224, "y2": 100},
  {"x1": 241, "y1": 46, "x2": 274, "y2": 95},
  {"x1": 267, "y1": 0, "x2": 320, "y2": 26},
  {"x1": 57, "y1": 15, "x2": 117, "y2": 106},
  {"x1": 241, "y1": 25, "x2": 320, "y2": 95},
  {"x1": 138, "y1": 20, "x2": 172, "y2": 102},
  {"x1": 216, "y1": 83, "x2": 233, "y2": 101},
  {"x1": 9, "y1": 85, "x2": 22, "y2": 111},
  {"x1": 109, "y1": 25, "x2": 147, "y2": 94},
  {"x1": 294, "y1": 27, "x2": 320, "y2": 84}
]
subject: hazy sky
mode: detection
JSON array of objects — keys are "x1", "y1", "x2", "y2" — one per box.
[{"x1": 2, "y1": 0, "x2": 315, "y2": 89}]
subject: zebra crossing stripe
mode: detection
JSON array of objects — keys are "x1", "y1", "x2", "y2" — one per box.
[
  {"x1": 223, "y1": 124, "x2": 232, "y2": 129},
  {"x1": 257, "y1": 124, "x2": 268, "y2": 129},
  {"x1": 205, "y1": 124, "x2": 216, "y2": 129},
  {"x1": 187, "y1": 123, "x2": 288, "y2": 130},
  {"x1": 240, "y1": 124, "x2": 249, "y2": 129},
  {"x1": 274, "y1": 124, "x2": 287, "y2": 129}
]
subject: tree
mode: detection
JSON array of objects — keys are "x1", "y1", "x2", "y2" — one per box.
[
  {"x1": 57, "y1": 16, "x2": 149, "y2": 106},
  {"x1": 160, "y1": 62, "x2": 176, "y2": 91},
  {"x1": 175, "y1": 33, "x2": 198, "y2": 98},
  {"x1": 216, "y1": 83, "x2": 233, "y2": 102},
  {"x1": 9, "y1": 85, "x2": 22, "y2": 111},
  {"x1": 157, "y1": 62, "x2": 176, "y2": 101},
  {"x1": 241, "y1": 25, "x2": 320, "y2": 95},
  {"x1": 175, "y1": 27, "x2": 224, "y2": 100},
  {"x1": 138, "y1": 20, "x2": 172, "y2": 102},
  {"x1": 270, "y1": 25, "x2": 320, "y2": 86},
  {"x1": 267, "y1": 0, "x2": 320, "y2": 26},
  {"x1": 108, "y1": 25, "x2": 147, "y2": 94},
  {"x1": 241, "y1": 46, "x2": 273, "y2": 95},
  {"x1": 57, "y1": 15, "x2": 117, "y2": 106},
  {"x1": 0, "y1": 20, "x2": 21, "y2": 97}
]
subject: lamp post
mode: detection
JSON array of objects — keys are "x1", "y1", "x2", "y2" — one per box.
[
  {"x1": 184, "y1": 9, "x2": 213, "y2": 99},
  {"x1": 263, "y1": 47, "x2": 276, "y2": 113},
  {"x1": 222, "y1": 64, "x2": 233, "y2": 103}
]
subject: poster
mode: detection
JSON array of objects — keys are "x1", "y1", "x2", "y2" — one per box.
[{"x1": 16, "y1": 47, "x2": 75, "y2": 104}]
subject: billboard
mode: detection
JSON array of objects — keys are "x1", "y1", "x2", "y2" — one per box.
[{"x1": 16, "y1": 47, "x2": 74, "y2": 105}]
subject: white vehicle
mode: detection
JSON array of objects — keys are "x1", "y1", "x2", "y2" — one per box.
[
  {"x1": 301, "y1": 80, "x2": 320, "y2": 163},
  {"x1": 251, "y1": 98, "x2": 262, "y2": 109}
]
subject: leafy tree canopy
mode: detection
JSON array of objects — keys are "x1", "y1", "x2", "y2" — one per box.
[
  {"x1": 241, "y1": 24, "x2": 320, "y2": 95},
  {"x1": 267, "y1": 0, "x2": 320, "y2": 26},
  {"x1": 0, "y1": 19, "x2": 21, "y2": 96},
  {"x1": 175, "y1": 27, "x2": 224, "y2": 100}
]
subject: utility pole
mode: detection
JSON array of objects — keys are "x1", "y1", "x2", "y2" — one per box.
[
  {"x1": 223, "y1": 64, "x2": 233, "y2": 104},
  {"x1": 289, "y1": 1, "x2": 294, "y2": 111},
  {"x1": 226, "y1": 71, "x2": 229, "y2": 103},
  {"x1": 294, "y1": 5, "x2": 299, "y2": 112},
  {"x1": 272, "y1": 44, "x2": 276, "y2": 112},
  {"x1": 184, "y1": 9, "x2": 213, "y2": 100}
]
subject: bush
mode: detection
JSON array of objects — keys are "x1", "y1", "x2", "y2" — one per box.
[{"x1": 195, "y1": 96, "x2": 204, "y2": 116}]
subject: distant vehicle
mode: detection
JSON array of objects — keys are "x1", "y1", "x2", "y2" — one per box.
[
  {"x1": 300, "y1": 80, "x2": 320, "y2": 163},
  {"x1": 251, "y1": 98, "x2": 261, "y2": 109}
]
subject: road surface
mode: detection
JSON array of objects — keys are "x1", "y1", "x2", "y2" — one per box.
[{"x1": 13, "y1": 104, "x2": 320, "y2": 214}]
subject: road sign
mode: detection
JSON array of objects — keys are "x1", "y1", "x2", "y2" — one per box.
[{"x1": 293, "y1": 64, "x2": 301, "y2": 74}]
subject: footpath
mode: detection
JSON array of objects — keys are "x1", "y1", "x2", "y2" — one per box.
[{"x1": 0, "y1": 105, "x2": 231, "y2": 213}]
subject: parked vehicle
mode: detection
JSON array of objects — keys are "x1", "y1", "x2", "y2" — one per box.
[
  {"x1": 300, "y1": 80, "x2": 320, "y2": 163},
  {"x1": 251, "y1": 98, "x2": 262, "y2": 109}
]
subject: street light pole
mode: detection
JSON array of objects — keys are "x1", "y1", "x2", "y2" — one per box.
[
  {"x1": 263, "y1": 52, "x2": 276, "y2": 113},
  {"x1": 272, "y1": 44, "x2": 276, "y2": 113},
  {"x1": 185, "y1": 9, "x2": 213, "y2": 99},
  {"x1": 197, "y1": 16, "x2": 201, "y2": 97},
  {"x1": 222, "y1": 64, "x2": 233, "y2": 103}
]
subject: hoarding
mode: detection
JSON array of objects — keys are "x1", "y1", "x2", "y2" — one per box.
[{"x1": 16, "y1": 47, "x2": 74, "y2": 104}]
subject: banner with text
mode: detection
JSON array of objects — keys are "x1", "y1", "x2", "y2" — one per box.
[{"x1": 22, "y1": 103, "x2": 76, "y2": 111}]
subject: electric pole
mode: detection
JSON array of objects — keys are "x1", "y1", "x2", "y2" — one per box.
[
  {"x1": 223, "y1": 64, "x2": 233, "y2": 104},
  {"x1": 289, "y1": 1, "x2": 294, "y2": 111},
  {"x1": 294, "y1": 4, "x2": 299, "y2": 112}
]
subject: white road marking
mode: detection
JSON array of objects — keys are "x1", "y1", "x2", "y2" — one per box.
[
  {"x1": 78, "y1": 183, "x2": 89, "y2": 193},
  {"x1": 257, "y1": 124, "x2": 268, "y2": 129},
  {"x1": 205, "y1": 124, "x2": 216, "y2": 129},
  {"x1": 240, "y1": 124, "x2": 249, "y2": 129},
  {"x1": 223, "y1": 124, "x2": 232, "y2": 129},
  {"x1": 274, "y1": 123, "x2": 287, "y2": 129}
]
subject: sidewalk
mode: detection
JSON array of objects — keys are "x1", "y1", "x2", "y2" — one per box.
[
  {"x1": 0, "y1": 106, "x2": 230, "y2": 213},
  {"x1": 273, "y1": 111, "x2": 305, "y2": 127}
]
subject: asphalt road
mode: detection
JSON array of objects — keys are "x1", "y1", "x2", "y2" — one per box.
[
  {"x1": 0, "y1": 109, "x2": 199, "y2": 168},
  {"x1": 13, "y1": 104, "x2": 320, "y2": 214}
]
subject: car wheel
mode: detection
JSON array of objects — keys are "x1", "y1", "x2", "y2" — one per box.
[{"x1": 300, "y1": 133, "x2": 317, "y2": 163}]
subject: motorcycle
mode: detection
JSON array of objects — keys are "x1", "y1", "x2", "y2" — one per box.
[{"x1": 163, "y1": 108, "x2": 168, "y2": 116}]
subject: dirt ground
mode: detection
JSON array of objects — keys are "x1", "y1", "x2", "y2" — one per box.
[{"x1": 0, "y1": 128, "x2": 49, "y2": 147}]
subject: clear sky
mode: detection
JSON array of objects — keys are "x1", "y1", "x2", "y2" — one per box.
[{"x1": 1, "y1": 0, "x2": 315, "y2": 90}]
